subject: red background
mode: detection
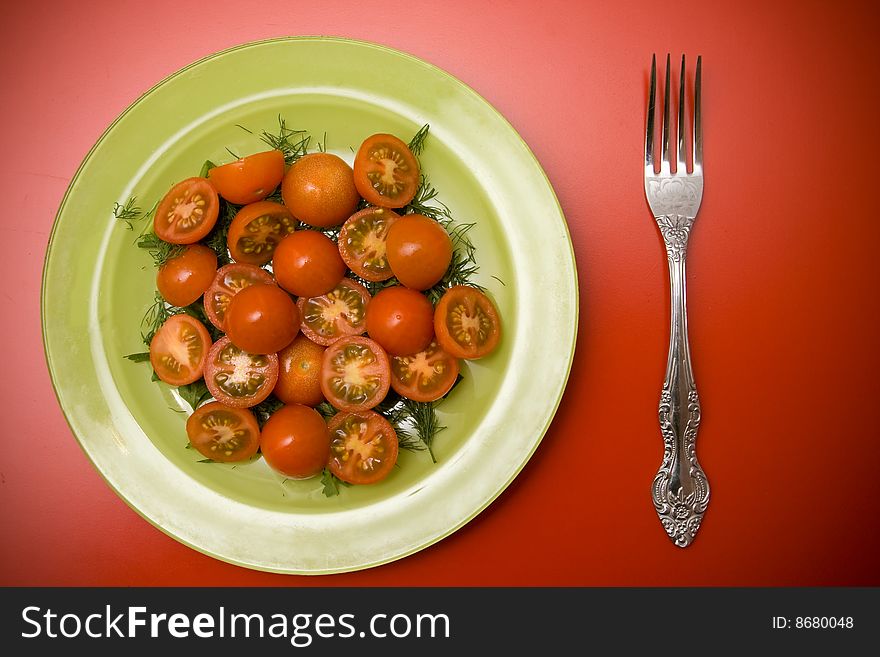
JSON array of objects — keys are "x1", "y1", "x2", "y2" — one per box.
[{"x1": 2, "y1": 0, "x2": 878, "y2": 586}]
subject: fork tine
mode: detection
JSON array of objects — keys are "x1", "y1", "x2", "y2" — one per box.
[
  {"x1": 694, "y1": 55, "x2": 703, "y2": 172},
  {"x1": 661, "y1": 53, "x2": 671, "y2": 173},
  {"x1": 645, "y1": 54, "x2": 656, "y2": 172},
  {"x1": 677, "y1": 55, "x2": 687, "y2": 173}
]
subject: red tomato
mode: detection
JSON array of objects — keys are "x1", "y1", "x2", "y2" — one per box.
[
  {"x1": 297, "y1": 278, "x2": 371, "y2": 346},
  {"x1": 186, "y1": 402, "x2": 260, "y2": 462},
  {"x1": 225, "y1": 283, "x2": 300, "y2": 354},
  {"x1": 321, "y1": 336, "x2": 390, "y2": 411},
  {"x1": 272, "y1": 230, "x2": 346, "y2": 298},
  {"x1": 327, "y1": 410, "x2": 399, "y2": 485},
  {"x1": 281, "y1": 153, "x2": 360, "y2": 228},
  {"x1": 203, "y1": 263, "x2": 275, "y2": 333},
  {"x1": 390, "y1": 340, "x2": 460, "y2": 402},
  {"x1": 226, "y1": 201, "x2": 296, "y2": 266},
  {"x1": 365, "y1": 286, "x2": 434, "y2": 356},
  {"x1": 203, "y1": 336, "x2": 279, "y2": 408},
  {"x1": 353, "y1": 134, "x2": 420, "y2": 208},
  {"x1": 386, "y1": 213, "x2": 452, "y2": 290},
  {"x1": 207, "y1": 150, "x2": 285, "y2": 205},
  {"x1": 153, "y1": 177, "x2": 219, "y2": 244},
  {"x1": 260, "y1": 404, "x2": 330, "y2": 479},
  {"x1": 274, "y1": 335, "x2": 326, "y2": 407},
  {"x1": 434, "y1": 286, "x2": 502, "y2": 359},
  {"x1": 156, "y1": 244, "x2": 218, "y2": 307},
  {"x1": 337, "y1": 207, "x2": 401, "y2": 282},
  {"x1": 149, "y1": 314, "x2": 212, "y2": 386}
]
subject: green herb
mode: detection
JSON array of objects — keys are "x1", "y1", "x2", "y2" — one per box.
[
  {"x1": 320, "y1": 468, "x2": 349, "y2": 497},
  {"x1": 113, "y1": 197, "x2": 142, "y2": 230},
  {"x1": 426, "y1": 221, "x2": 483, "y2": 304},
  {"x1": 201, "y1": 200, "x2": 237, "y2": 267},
  {"x1": 177, "y1": 380, "x2": 212, "y2": 411},
  {"x1": 198, "y1": 159, "x2": 217, "y2": 178},
  {"x1": 225, "y1": 147, "x2": 240, "y2": 160},
  {"x1": 251, "y1": 394, "x2": 284, "y2": 428},
  {"x1": 408, "y1": 123, "x2": 430, "y2": 156},
  {"x1": 315, "y1": 402, "x2": 338, "y2": 421},
  {"x1": 400, "y1": 399, "x2": 444, "y2": 462},
  {"x1": 197, "y1": 458, "x2": 215, "y2": 463},
  {"x1": 136, "y1": 232, "x2": 185, "y2": 268},
  {"x1": 247, "y1": 115, "x2": 311, "y2": 165},
  {"x1": 140, "y1": 292, "x2": 171, "y2": 344},
  {"x1": 123, "y1": 352, "x2": 151, "y2": 363},
  {"x1": 316, "y1": 131, "x2": 327, "y2": 153}
]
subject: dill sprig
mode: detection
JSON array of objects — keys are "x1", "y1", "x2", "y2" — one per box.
[
  {"x1": 136, "y1": 232, "x2": 185, "y2": 269},
  {"x1": 113, "y1": 197, "x2": 142, "y2": 230},
  {"x1": 408, "y1": 123, "x2": 430, "y2": 156},
  {"x1": 246, "y1": 115, "x2": 311, "y2": 165},
  {"x1": 140, "y1": 292, "x2": 172, "y2": 345},
  {"x1": 251, "y1": 394, "x2": 284, "y2": 428},
  {"x1": 202, "y1": 200, "x2": 238, "y2": 266}
]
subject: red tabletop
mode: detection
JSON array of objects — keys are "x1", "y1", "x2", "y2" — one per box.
[{"x1": 3, "y1": 0, "x2": 878, "y2": 586}]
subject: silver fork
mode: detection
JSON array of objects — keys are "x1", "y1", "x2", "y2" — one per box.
[{"x1": 644, "y1": 54, "x2": 708, "y2": 548}]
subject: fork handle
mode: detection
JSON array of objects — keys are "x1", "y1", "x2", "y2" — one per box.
[{"x1": 652, "y1": 219, "x2": 710, "y2": 547}]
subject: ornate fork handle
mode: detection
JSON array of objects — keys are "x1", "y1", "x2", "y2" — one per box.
[{"x1": 652, "y1": 213, "x2": 709, "y2": 547}]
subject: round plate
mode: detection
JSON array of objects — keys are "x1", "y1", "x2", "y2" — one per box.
[{"x1": 42, "y1": 37, "x2": 578, "y2": 574}]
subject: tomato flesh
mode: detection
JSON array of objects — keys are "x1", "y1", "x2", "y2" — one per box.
[
  {"x1": 321, "y1": 336, "x2": 390, "y2": 411},
  {"x1": 353, "y1": 134, "x2": 420, "y2": 208},
  {"x1": 297, "y1": 278, "x2": 370, "y2": 346},
  {"x1": 227, "y1": 201, "x2": 296, "y2": 266},
  {"x1": 204, "y1": 336, "x2": 279, "y2": 408},
  {"x1": 186, "y1": 402, "x2": 260, "y2": 462},
  {"x1": 434, "y1": 286, "x2": 502, "y2": 359},
  {"x1": 153, "y1": 177, "x2": 219, "y2": 244},
  {"x1": 208, "y1": 150, "x2": 285, "y2": 205},
  {"x1": 149, "y1": 314, "x2": 212, "y2": 386},
  {"x1": 327, "y1": 410, "x2": 399, "y2": 485},
  {"x1": 390, "y1": 340, "x2": 460, "y2": 402},
  {"x1": 203, "y1": 263, "x2": 274, "y2": 332},
  {"x1": 337, "y1": 207, "x2": 400, "y2": 282}
]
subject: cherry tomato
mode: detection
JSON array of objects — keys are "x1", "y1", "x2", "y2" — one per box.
[
  {"x1": 434, "y1": 286, "x2": 502, "y2": 359},
  {"x1": 297, "y1": 279, "x2": 370, "y2": 346},
  {"x1": 353, "y1": 134, "x2": 420, "y2": 208},
  {"x1": 327, "y1": 410, "x2": 399, "y2": 485},
  {"x1": 203, "y1": 336, "x2": 279, "y2": 408},
  {"x1": 225, "y1": 283, "x2": 300, "y2": 354},
  {"x1": 272, "y1": 230, "x2": 345, "y2": 298},
  {"x1": 321, "y1": 336, "x2": 390, "y2": 411},
  {"x1": 386, "y1": 213, "x2": 452, "y2": 290},
  {"x1": 337, "y1": 207, "x2": 401, "y2": 282},
  {"x1": 156, "y1": 244, "x2": 218, "y2": 307},
  {"x1": 365, "y1": 286, "x2": 434, "y2": 356},
  {"x1": 203, "y1": 263, "x2": 274, "y2": 332},
  {"x1": 390, "y1": 340, "x2": 460, "y2": 402},
  {"x1": 186, "y1": 402, "x2": 260, "y2": 462},
  {"x1": 149, "y1": 314, "x2": 212, "y2": 386},
  {"x1": 260, "y1": 404, "x2": 330, "y2": 479},
  {"x1": 281, "y1": 153, "x2": 360, "y2": 228},
  {"x1": 207, "y1": 150, "x2": 285, "y2": 205},
  {"x1": 274, "y1": 335, "x2": 326, "y2": 407},
  {"x1": 153, "y1": 177, "x2": 219, "y2": 244},
  {"x1": 226, "y1": 201, "x2": 296, "y2": 266}
]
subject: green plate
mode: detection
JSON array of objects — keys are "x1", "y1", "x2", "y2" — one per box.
[{"x1": 42, "y1": 37, "x2": 578, "y2": 574}]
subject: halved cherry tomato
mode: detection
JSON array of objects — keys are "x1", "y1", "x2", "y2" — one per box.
[
  {"x1": 203, "y1": 263, "x2": 274, "y2": 332},
  {"x1": 386, "y1": 213, "x2": 452, "y2": 290},
  {"x1": 434, "y1": 286, "x2": 502, "y2": 359},
  {"x1": 281, "y1": 153, "x2": 360, "y2": 228},
  {"x1": 156, "y1": 244, "x2": 218, "y2": 307},
  {"x1": 353, "y1": 134, "x2": 420, "y2": 208},
  {"x1": 227, "y1": 201, "x2": 296, "y2": 266},
  {"x1": 149, "y1": 314, "x2": 212, "y2": 386},
  {"x1": 207, "y1": 150, "x2": 285, "y2": 205},
  {"x1": 365, "y1": 286, "x2": 434, "y2": 356},
  {"x1": 390, "y1": 340, "x2": 460, "y2": 402},
  {"x1": 327, "y1": 410, "x2": 399, "y2": 485},
  {"x1": 186, "y1": 402, "x2": 260, "y2": 462},
  {"x1": 203, "y1": 336, "x2": 279, "y2": 408},
  {"x1": 153, "y1": 177, "x2": 219, "y2": 244},
  {"x1": 337, "y1": 207, "x2": 401, "y2": 282},
  {"x1": 274, "y1": 335, "x2": 326, "y2": 407},
  {"x1": 272, "y1": 230, "x2": 345, "y2": 298},
  {"x1": 260, "y1": 404, "x2": 330, "y2": 479},
  {"x1": 321, "y1": 336, "x2": 390, "y2": 411},
  {"x1": 225, "y1": 283, "x2": 300, "y2": 354},
  {"x1": 297, "y1": 279, "x2": 370, "y2": 346}
]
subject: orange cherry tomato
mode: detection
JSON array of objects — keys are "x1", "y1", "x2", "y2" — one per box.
[
  {"x1": 153, "y1": 177, "x2": 219, "y2": 244},
  {"x1": 203, "y1": 336, "x2": 279, "y2": 408},
  {"x1": 297, "y1": 279, "x2": 371, "y2": 346},
  {"x1": 225, "y1": 283, "x2": 300, "y2": 354},
  {"x1": 186, "y1": 402, "x2": 260, "y2": 462},
  {"x1": 327, "y1": 410, "x2": 398, "y2": 485},
  {"x1": 226, "y1": 201, "x2": 296, "y2": 266},
  {"x1": 337, "y1": 207, "x2": 401, "y2": 282},
  {"x1": 207, "y1": 150, "x2": 285, "y2": 205},
  {"x1": 260, "y1": 404, "x2": 330, "y2": 479},
  {"x1": 434, "y1": 286, "x2": 502, "y2": 359},
  {"x1": 272, "y1": 230, "x2": 346, "y2": 298},
  {"x1": 353, "y1": 134, "x2": 420, "y2": 208},
  {"x1": 156, "y1": 244, "x2": 218, "y2": 307},
  {"x1": 386, "y1": 213, "x2": 452, "y2": 290},
  {"x1": 321, "y1": 336, "x2": 390, "y2": 412},
  {"x1": 149, "y1": 314, "x2": 212, "y2": 386},
  {"x1": 274, "y1": 335, "x2": 326, "y2": 407},
  {"x1": 281, "y1": 153, "x2": 360, "y2": 228},
  {"x1": 365, "y1": 286, "x2": 434, "y2": 356},
  {"x1": 202, "y1": 263, "x2": 274, "y2": 332},
  {"x1": 390, "y1": 340, "x2": 460, "y2": 402}
]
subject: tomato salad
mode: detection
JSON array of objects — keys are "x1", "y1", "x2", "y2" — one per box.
[{"x1": 119, "y1": 122, "x2": 502, "y2": 494}]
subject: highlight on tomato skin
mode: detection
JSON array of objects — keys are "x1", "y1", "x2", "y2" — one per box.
[
  {"x1": 186, "y1": 402, "x2": 260, "y2": 463},
  {"x1": 207, "y1": 150, "x2": 285, "y2": 205}
]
